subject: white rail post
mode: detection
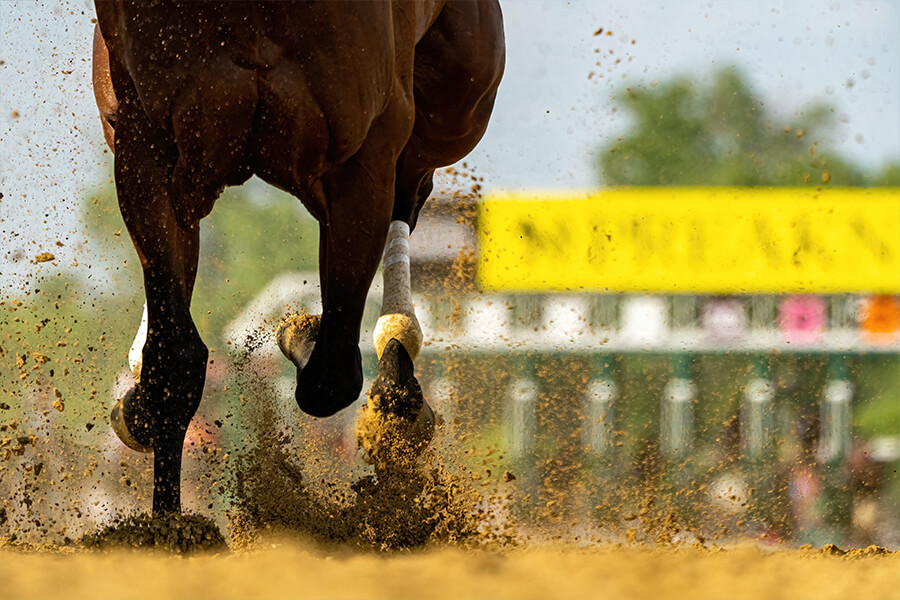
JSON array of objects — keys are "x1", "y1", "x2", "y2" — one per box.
[
  {"x1": 660, "y1": 354, "x2": 695, "y2": 459},
  {"x1": 583, "y1": 355, "x2": 617, "y2": 456},
  {"x1": 819, "y1": 356, "x2": 853, "y2": 463},
  {"x1": 741, "y1": 357, "x2": 775, "y2": 459},
  {"x1": 506, "y1": 355, "x2": 538, "y2": 461}
]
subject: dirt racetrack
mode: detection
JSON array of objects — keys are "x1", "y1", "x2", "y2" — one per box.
[{"x1": 3, "y1": 542, "x2": 899, "y2": 600}]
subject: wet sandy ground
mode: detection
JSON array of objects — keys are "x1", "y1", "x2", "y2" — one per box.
[{"x1": 3, "y1": 543, "x2": 899, "y2": 600}]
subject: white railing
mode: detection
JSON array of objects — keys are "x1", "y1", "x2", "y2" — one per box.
[{"x1": 224, "y1": 272, "x2": 900, "y2": 357}]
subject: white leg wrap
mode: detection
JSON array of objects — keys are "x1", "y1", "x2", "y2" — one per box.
[
  {"x1": 374, "y1": 221, "x2": 423, "y2": 360},
  {"x1": 128, "y1": 302, "x2": 148, "y2": 383}
]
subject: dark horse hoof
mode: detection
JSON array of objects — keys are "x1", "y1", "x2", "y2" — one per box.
[
  {"x1": 277, "y1": 312, "x2": 360, "y2": 417},
  {"x1": 356, "y1": 338, "x2": 435, "y2": 469},
  {"x1": 295, "y1": 345, "x2": 364, "y2": 418},
  {"x1": 110, "y1": 386, "x2": 153, "y2": 453}
]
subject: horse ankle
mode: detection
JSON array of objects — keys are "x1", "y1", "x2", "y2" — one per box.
[{"x1": 137, "y1": 331, "x2": 207, "y2": 427}]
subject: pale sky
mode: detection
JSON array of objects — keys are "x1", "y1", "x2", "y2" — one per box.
[{"x1": 1, "y1": 0, "x2": 899, "y2": 294}]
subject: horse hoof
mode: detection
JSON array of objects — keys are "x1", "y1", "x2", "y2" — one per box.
[
  {"x1": 110, "y1": 386, "x2": 153, "y2": 453},
  {"x1": 356, "y1": 397, "x2": 435, "y2": 469},
  {"x1": 356, "y1": 338, "x2": 435, "y2": 468},
  {"x1": 295, "y1": 344, "x2": 363, "y2": 418},
  {"x1": 276, "y1": 313, "x2": 320, "y2": 370},
  {"x1": 296, "y1": 382, "x2": 360, "y2": 418}
]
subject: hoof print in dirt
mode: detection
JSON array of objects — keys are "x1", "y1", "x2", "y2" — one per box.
[
  {"x1": 356, "y1": 338, "x2": 435, "y2": 471},
  {"x1": 81, "y1": 512, "x2": 227, "y2": 554}
]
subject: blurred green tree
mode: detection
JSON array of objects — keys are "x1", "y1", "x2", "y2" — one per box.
[
  {"x1": 598, "y1": 67, "x2": 899, "y2": 187},
  {"x1": 79, "y1": 182, "x2": 320, "y2": 343}
]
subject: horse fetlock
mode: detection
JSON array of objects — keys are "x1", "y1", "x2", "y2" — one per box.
[
  {"x1": 111, "y1": 374, "x2": 201, "y2": 454},
  {"x1": 113, "y1": 332, "x2": 206, "y2": 453},
  {"x1": 374, "y1": 313, "x2": 422, "y2": 360},
  {"x1": 276, "y1": 312, "x2": 321, "y2": 369}
]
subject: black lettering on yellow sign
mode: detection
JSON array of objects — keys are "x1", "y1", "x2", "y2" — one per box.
[
  {"x1": 790, "y1": 214, "x2": 834, "y2": 270},
  {"x1": 754, "y1": 217, "x2": 781, "y2": 270},
  {"x1": 479, "y1": 188, "x2": 900, "y2": 293},
  {"x1": 518, "y1": 218, "x2": 568, "y2": 259},
  {"x1": 586, "y1": 220, "x2": 614, "y2": 266},
  {"x1": 851, "y1": 218, "x2": 894, "y2": 263}
]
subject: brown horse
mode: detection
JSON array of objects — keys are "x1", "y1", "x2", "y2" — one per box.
[{"x1": 92, "y1": 1, "x2": 504, "y2": 515}]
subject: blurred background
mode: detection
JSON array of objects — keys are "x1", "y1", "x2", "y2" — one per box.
[{"x1": 1, "y1": 1, "x2": 898, "y2": 547}]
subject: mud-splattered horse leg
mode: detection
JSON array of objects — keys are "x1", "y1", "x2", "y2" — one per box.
[
  {"x1": 376, "y1": 1, "x2": 504, "y2": 361},
  {"x1": 357, "y1": 2, "x2": 505, "y2": 464},
  {"x1": 363, "y1": 219, "x2": 435, "y2": 461},
  {"x1": 360, "y1": 1, "x2": 504, "y2": 449},
  {"x1": 111, "y1": 85, "x2": 207, "y2": 516},
  {"x1": 100, "y1": 13, "x2": 258, "y2": 510}
]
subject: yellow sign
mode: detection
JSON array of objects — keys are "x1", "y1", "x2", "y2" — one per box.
[{"x1": 477, "y1": 188, "x2": 900, "y2": 294}]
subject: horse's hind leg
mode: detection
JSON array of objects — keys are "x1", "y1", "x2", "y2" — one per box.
[
  {"x1": 372, "y1": 220, "x2": 423, "y2": 361},
  {"x1": 376, "y1": 1, "x2": 504, "y2": 362},
  {"x1": 376, "y1": 0, "x2": 504, "y2": 373},
  {"x1": 112, "y1": 84, "x2": 207, "y2": 516},
  {"x1": 354, "y1": 0, "x2": 504, "y2": 458}
]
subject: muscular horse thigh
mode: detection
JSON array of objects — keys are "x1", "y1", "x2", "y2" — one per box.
[
  {"x1": 413, "y1": 1, "x2": 504, "y2": 152},
  {"x1": 169, "y1": 66, "x2": 258, "y2": 215},
  {"x1": 251, "y1": 71, "x2": 334, "y2": 200}
]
